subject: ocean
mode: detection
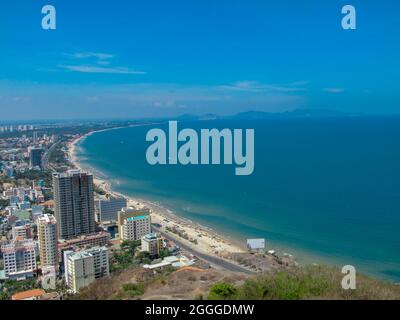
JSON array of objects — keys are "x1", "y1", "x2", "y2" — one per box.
[{"x1": 75, "y1": 117, "x2": 400, "y2": 282}]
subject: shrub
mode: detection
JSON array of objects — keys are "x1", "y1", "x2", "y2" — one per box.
[
  {"x1": 208, "y1": 282, "x2": 237, "y2": 300},
  {"x1": 231, "y1": 265, "x2": 400, "y2": 300},
  {"x1": 122, "y1": 283, "x2": 145, "y2": 298},
  {"x1": 236, "y1": 267, "x2": 332, "y2": 300}
]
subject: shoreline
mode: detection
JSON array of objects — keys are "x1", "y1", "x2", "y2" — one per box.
[
  {"x1": 67, "y1": 127, "x2": 248, "y2": 259},
  {"x1": 66, "y1": 125, "x2": 400, "y2": 283}
]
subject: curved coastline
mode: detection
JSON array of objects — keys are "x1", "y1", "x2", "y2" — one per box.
[
  {"x1": 67, "y1": 125, "x2": 400, "y2": 283},
  {"x1": 67, "y1": 126, "x2": 249, "y2": 258}
]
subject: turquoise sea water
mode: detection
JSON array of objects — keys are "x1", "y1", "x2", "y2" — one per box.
[{"x1": 76, "y1": 117, "x2": 400, "y2": 282}]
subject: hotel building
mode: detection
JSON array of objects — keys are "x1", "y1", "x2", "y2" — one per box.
[
  {"x1": 118, "y1": 207, "x2": 151, "y2": 242},
  {"x1": 95, "y1": 197, "x2": 127, "y2": 222}
]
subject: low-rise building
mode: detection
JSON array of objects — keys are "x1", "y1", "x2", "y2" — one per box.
[
  {"x1": 141, "y1": 233, "x2": 163, "y2": 257},
  {"x1": 66, "y1": 251, "x2": 95, "y2": 293},
  {"x1": 12, "y1": 224, "x2": 32, "y2": 240},
  {"x1": 0, "y1": 222, "x2": 8, "y2": 234},
  {"x1": 41, "y1": 266, "x2": 57, "y2": 290},
  {"x1": 58, "y1": 232, "x2": 110, "y2": 252},
  {"x1": 17, "y1": 201, "x2": 31, "y2": 210},
  {"x1": 84, "y1": 246, "x2": 110, "y2": 279},
  {"x1": 143, "y1": 255, "x2": 196, "y2": 270},
  {"x1": 64, "y1": 246, "x2": 109, "y2": 293},
  {"x1": 1, "y1": 239, "x2": 37, "y2": 279},
  {"x1": 11, "y1": 289, "x2": 45, "y2": 301}
]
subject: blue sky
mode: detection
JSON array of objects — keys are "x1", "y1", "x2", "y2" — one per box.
[{"x1": 0, "y1": 0, "x2": 399, "y2": 120}]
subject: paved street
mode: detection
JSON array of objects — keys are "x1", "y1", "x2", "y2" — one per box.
[{"x1": 152, "y1": 226, "x2": 254, "y2": 275}]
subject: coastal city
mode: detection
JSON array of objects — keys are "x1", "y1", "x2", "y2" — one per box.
[
  {"x1": 1, "y1": 121, "x2": 400, "y2": 301},
  {"x1": 1, "y1": 1, "x2": 400, "y2": 306},
  {"x1": 0, "y1": 121, "x2": 292, "y2": 300}
]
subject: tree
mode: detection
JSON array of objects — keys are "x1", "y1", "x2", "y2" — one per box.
[
  {"x1": 0, "y1": 292, "x2": 8, "y2": 300},
  {"x1": 120, "y1": 240, "x2": 140, "y2": 255},
  {"x1": 136, "y1": 251, "x2": 150, "y2": 264},
  {"x1": 3, "y1": 278, "x2": 39, "y2": 297},
  {"x1": 159, "y1": 248, "x2": 170, "y2": 259},
  {"x1": 0, "y1": 198, "x2": 9, "y2": 209},
  {"x1": 208, "y1": 283, "x2": 237, "y2": 300}
]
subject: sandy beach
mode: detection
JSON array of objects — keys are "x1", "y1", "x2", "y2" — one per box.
[{"x1": 67, "y1": 129, "x2": 246, "y2": 259}]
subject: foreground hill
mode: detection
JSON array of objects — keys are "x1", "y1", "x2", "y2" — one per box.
[{"x1": 72, "y1": 264, "x2": 400, "y2": 300}]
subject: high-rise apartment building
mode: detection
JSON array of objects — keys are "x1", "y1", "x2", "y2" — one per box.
[
  {"x1": 53, "y1": 170, "x2": 96, "y2": 240},
  {"x1": 118, "y1": 207, "x2": 151, "y2": 242},
  {"x1": 29, "y1": 147, "x2": 44, "y2": 169},
  {"x1": 33, "y1": 131, "x2": 38, "y2": 144},
  {"x1": 95, "y1": 197, "x2": 127, "y2": 222},
  {"x1": 37, "y1": 214, "x2": 59, "y2": 269}
]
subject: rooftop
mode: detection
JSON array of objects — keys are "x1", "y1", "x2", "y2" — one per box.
[
  {"x1": 143, "y1": 233, "x2": 161, "y2": 240},
  {"x1": 69, "y1": 251, "x2": 93, "y2": 261},
  {"x1": 12, "y1": 289, "x2": 45, "y2": 300},
  {"x1": 127, "y1": 215, "x2": 149, "y2": 222},
  {"x1": 43, "y1": 200, "x2": 54, "y2": 207},
  {"x1": 1, "y1": 239, "x2": 36, "y2": 253},
  {"x1": 58, "y1": 232, "x2": 109, "y2": 245},
  {"x1": 53, "y1": 169, "x2": 92, "y2": 178},
  {"x1": 38, "y1": 213, "x2": 56, "y2": 224}
]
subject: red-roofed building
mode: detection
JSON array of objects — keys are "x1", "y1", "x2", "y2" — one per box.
[{"x1": 12, "y1": 289, "x2": 45, "y2": 300}]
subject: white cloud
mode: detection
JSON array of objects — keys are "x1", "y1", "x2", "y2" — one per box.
[
  {"x1": 220, "y1": 80, "x2": 307, "y2": 93},
  {"x1": 324, "y1": 88, "x2": 346, "y2": 93},
  {"x1": 60, "y1": 51, "x2": 146, "y2": 75},
  {"x1": 0, "y1": 81, "x2": 307, "y2": 119},
  {"x1": 73, "y1": 52, "x2": 115, "y2": 60},
  {"x1": 86, "y1": 96, "x2": 100, "y2": 102},
  {"x1": 12, "y1": 96, "x2": 31, "y2": 102},
  {"x1": 60, "y1": 65, "x2": 147, "y2": 75}
]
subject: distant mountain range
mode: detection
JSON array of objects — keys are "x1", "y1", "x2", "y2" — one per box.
[
  {"x1": 176, "y1": 113, "x2": 221, "y2": 121},
  {"x1": 176, "y1": 109, "x2": 360, "y2": 121}
]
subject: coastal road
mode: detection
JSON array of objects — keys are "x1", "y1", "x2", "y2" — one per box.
[
  {"x1": 152, "y1": 226, "x2": 255, "y2": 275},
  {"x1": 42, "y1": 139, "x2": 63, "y2": 170}
]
